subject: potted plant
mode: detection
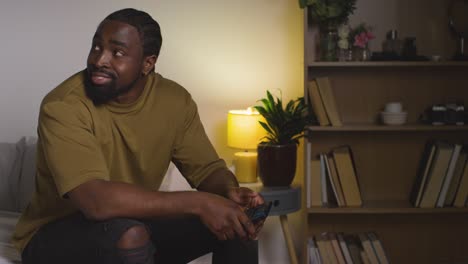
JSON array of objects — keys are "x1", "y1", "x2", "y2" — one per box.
[
  {"x1": 299, "y1": 0, "x2": 357, "y2": 61},
  {"x1": 254, "y1": 91, "x2": 314, "y2": 186},
  {"x1": 299, "y1": 0, "x2": 356, "y2": 27}
]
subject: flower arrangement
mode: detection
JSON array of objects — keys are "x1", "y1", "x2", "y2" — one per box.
[
  {"x1": 349, "y1": 23, "x2": 375, "y2": 48},
  {"x1": 337, "y1": 24, "x2": 350, "y2": 49},
  {"x1": 299, "y1": 0, "x2": 356, "y2": 28}
]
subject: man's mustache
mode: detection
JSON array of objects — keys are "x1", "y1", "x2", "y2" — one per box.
[{"x1": 88, "y1": 66, "x2": 117, "y2": 80}]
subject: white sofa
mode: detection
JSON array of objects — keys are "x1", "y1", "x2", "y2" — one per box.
[
  {"x1": 0, "y1": 137, "x2": 36, "y2": 263},
  {"x1": 0, "y1": 137, "x2": 212, "y2": 264},
  {"x1": 0, "y1": 137, "x2": 294, "y2": 264}
]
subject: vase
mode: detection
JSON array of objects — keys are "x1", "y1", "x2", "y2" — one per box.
[
  {"x1": 353, "y1": 46, "x2": 372, "y2": 61},
  {"x1": 319, "y1": 27, "x2": 338, "y2": 61},
  {"x1": 338, "y1": 48, "x2": 353, "y2": 61},
  {"x1": 257, "y1": 143, "x2": 297, "y2": 187}
]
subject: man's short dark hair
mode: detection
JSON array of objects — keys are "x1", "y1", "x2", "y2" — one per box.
[{"x1": 105, "y1": 8, "x2": 162, "y2": 57}]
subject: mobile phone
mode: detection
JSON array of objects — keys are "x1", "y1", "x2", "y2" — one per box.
[{"x1": 245, "y1": 202, "x2": 272, "y2": 224}]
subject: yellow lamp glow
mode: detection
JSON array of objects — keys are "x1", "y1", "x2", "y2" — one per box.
[{"x1": 227, "y1": 108, "x2": 265, "y2": 183}]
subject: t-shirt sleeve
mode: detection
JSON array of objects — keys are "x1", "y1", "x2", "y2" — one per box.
[
  {"x1": 171, "y1": 96, "x2": 227, "y2": 188},
  {"x1": 38, "y1": 100, "x2": 109, "y2": 197}
]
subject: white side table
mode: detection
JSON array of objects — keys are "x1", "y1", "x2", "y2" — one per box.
[{"x1": 243, "y1": 183, "x2": 301, "y2": 264}]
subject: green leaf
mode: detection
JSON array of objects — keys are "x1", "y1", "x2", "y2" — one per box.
[
  {"x1": 299, "y1": 0, "x2": 307, "y2": 8},
  {"x1": 255, "y1": 91, "x2": 314, "y2": 145}
]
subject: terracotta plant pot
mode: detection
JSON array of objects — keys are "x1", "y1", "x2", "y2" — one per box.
[{"x1": 257, "y1": 143, "x2": 297, "y2": 187}]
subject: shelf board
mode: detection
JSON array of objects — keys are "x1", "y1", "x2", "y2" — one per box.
[
  {"x1": 308, "y1": 61, "x2": 468, "y2": 68},
  {"x1": 306, "y1": 123, "x2": 468, "y2": 132},
  {"x1": 307, "y1": 200, "x2": 468, "y2": 214}
]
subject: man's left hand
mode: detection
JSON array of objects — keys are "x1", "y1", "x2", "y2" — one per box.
[{"x1": 227, "y1": 187, "x2": 266, "y2": 240}]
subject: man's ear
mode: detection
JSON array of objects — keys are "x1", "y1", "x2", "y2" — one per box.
[{"x1": 143, "y1": 55, "x2": 157, "y2": 75}]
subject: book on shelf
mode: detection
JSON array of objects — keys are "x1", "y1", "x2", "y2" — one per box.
[
  {"x1": 315, "y1": 77, "x2": 343, "y2": 127},
  {"x1": 309, "y1": 159, "x2": 323, "y2": 207},
  {"x1": 306, "y1": 142, "x2": 311, "y2": 208},
  {"x1": 367, "y1": 232, "x2": 389, "y2": 264},
  {"x1": 444, "y1": 145, "x2": 468, "y2": 206},
  {"x1": 323, "y1": 232, "x2": 340, "y2": 264},
  {"x1": 308, "y1": 237, "x2": 322, "y2": 264},
  {"x1": 360, "y1": 251, "x2": 371, "y2": 264},
  {"x1": 419, "y1": 141, "x2": 454, "y2": 208},
  {"x1": 454, "y1": 152, "x2": 468, "y2": 207},
  {"x1": 410, "y1": 140, "x2": 437, "y2": 207},
  {"x1": 344, "y1": 234, "x2": 364, "y2": 264},
  {"x1": 308, "y1": 79, "x2": 330, "y2": 126},
  {"x1": 328, "y1": 156, "x2": 347, "y2": 206},
  {"x1": 436, "y1": 143, "x2": 462, "y2": 207},
  {"x1": 316, "y1": 233, "x2": 337, "y2": 264},
  {"x1": 331, "y1": 145, "x2": 362, "y2": 207},
  {"x1": 314, "y1": 235, "x2": 328, "y2": 264},
  {"x1": 320, "y1": 154, "x2": 338, "y2": 207},
  {"x1": 357, "y1": 233, "x2": 380, "y2": 264},
  {"x1": 319, "y1": 154, "x2": 328, "y2": 207},
  {"x1": 328, "y1": 232, "x2": 347, "y2": 264},
  {"x1": 336, "y1": 232, "x2": 354, "y2": 264},
  {"x1": 323, "y1": 154, "x2": 346, "y2": 207}
]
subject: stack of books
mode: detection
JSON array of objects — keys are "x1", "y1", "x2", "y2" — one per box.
[
  {"x1": 410, "y1": 140, "x2": 468, "y2": 208},
  {"x1": 308, "y1": 231, "x2": 389, "y2": 264},
  {"x1": 307, "y1": 145, "x2": 362, "y2": 208},
  {"x1": 307, "y1": 77, "x2": 343, "y2": 127}
]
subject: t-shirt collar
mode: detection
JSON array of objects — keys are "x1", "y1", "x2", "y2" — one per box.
[{"x1": 105, "y1": 72, "x2": 160, "y2": 114}]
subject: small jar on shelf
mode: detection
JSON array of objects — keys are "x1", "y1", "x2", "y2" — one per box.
[
  {"x1": 319, "y1": 27, "x2": 338, "y2": 61},
  {"x1": 353, "y1": 45, "x2": 372, "y2": 61}
]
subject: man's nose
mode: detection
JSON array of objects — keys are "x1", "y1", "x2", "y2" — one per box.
[{"x1": 95, "y1": 51, "x2": 111, "y2": 68}]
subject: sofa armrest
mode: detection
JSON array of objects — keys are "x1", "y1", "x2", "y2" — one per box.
[
  {"x1": 16, "y1": 137, "x2": 37, "y2": 212},
  {"x1": 0, "y1": 138, "x2": 26, "y2": 212}
]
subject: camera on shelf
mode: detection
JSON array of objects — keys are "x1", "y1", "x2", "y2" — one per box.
[{"x1": 420, "y1": 103, "x2": 465, "y2": 125}]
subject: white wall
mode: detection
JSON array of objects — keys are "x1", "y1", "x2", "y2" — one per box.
[
  {"x1": 0, "y1": 0, "x2": 304, "y2": 159},
  {"x1": 0, "y1": 0, "x2": 304, "y2": 263}
]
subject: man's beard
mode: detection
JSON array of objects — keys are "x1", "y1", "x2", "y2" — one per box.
[{"x1": 84, "y1": 68, "x2": 135, "y2": 105}]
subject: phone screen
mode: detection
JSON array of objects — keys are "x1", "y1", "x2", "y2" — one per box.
[{"x1": 245, "y1": 202, "x2": 272, "y2": 224}]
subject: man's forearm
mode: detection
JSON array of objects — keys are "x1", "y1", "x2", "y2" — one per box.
[
  {"x1": 68, "y1": 179, "x2": 211, "y2": 221},
  {"x1": 197, "y1": 168, "x2": 239, "y2": 197}
]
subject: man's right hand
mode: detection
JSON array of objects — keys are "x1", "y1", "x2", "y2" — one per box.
[
  {"x1": 68, "y1": 178, "x2": 256, "y2": 241},
  {"x1": 196, "y1": 192, "x2": 256, "y2": 241}
]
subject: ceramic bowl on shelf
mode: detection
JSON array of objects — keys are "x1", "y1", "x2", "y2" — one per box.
[{"x1": 381, "y1": 111, "x2": 408, "y2": 125}]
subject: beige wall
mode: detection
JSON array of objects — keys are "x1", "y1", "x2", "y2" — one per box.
[
  {"x1": 0, "y1": 0, "x2": 304, "y2": 168},
  {"x1": 153, "y1": 1, "x2": 304, "y2": 164},
  {"x1": 0, "y1": 2, "x2": 303, "y2": 263}
]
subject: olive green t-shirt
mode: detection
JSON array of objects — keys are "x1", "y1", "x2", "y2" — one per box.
[{"x1": 12, "y1": 70, "x2": 227, "y2": 251}]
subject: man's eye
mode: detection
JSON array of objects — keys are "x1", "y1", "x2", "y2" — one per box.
[
  {"x1": 92, "y1": 45, "x2": 101, "y2": 51},
  {"x1": 114, "y1": 50, "x2": 125, "y2": 57}
]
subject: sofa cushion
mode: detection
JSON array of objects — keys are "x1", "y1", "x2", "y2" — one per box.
[
  {"x1": 0, "y1": 138, "x2": 26, "y2": 212},
  {"x1": 159, "y1": 162, "x2": 193, "y2": 191}
]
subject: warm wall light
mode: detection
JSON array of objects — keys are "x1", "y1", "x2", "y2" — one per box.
[{"x1": 227, "y1": 108, "x2": 265, "y2": 183}]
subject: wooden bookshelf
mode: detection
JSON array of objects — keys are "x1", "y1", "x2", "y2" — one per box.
[
  {"x1": 302, "y1": 1, "x2": 468, "y2": 263},
  {"x1": 308, "y1": 200, "x2": 468, "y2": 214},
  {"x1": 308, "y1": 124, "x2": 468, "y2": 132},
  {"x1": 308, "y1": 61, "x2": 468, "y2": 68}
]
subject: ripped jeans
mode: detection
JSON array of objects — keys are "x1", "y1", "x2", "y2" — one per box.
[{"x1": 21, "y1": 213, "x2": 258, "y2": 264}]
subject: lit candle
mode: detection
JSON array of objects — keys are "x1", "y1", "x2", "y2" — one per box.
[
  {"x1": 227, "y1": 107, "x2": 265, "y2": 183},
  {"x1": 234, "y1": 152, "x2": 257, "y2": 183}
]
